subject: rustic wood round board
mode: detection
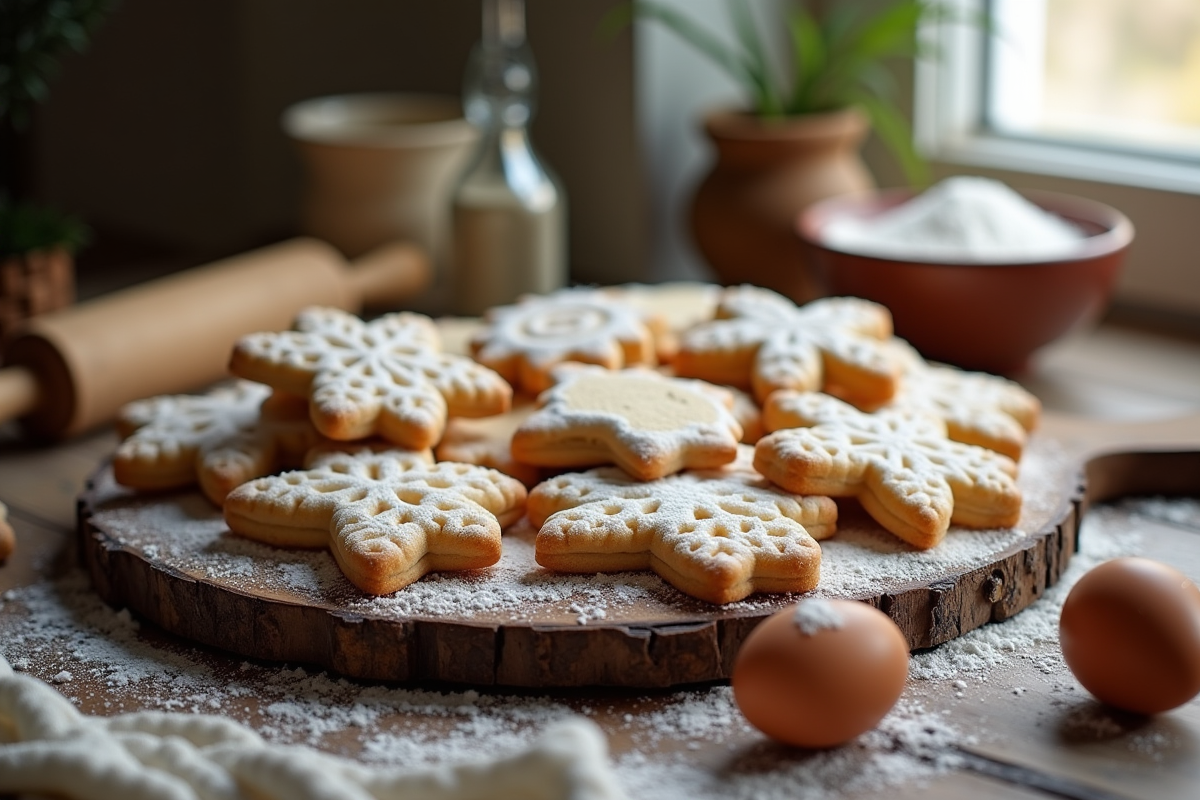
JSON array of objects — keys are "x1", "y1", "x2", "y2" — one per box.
[{"x1": 76, "y1": 412, "x2": 1200, "y2": 688}]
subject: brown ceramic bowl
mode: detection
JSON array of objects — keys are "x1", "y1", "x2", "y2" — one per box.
[{"x1": 797, "y1": 188, "x2": 1134, "y2": 375}]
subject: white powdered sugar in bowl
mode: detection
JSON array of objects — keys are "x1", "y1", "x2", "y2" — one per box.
[{"x1": 821, "y1": 176, "x2": 1086, "y2": 263}]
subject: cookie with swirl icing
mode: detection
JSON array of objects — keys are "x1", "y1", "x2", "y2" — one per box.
[{"x1": 469, "y1": 287, "x2": 658, "y2": 395}]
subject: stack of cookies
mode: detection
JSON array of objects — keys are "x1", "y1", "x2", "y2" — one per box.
[{"x1": 110, "y1": 284, "x2": 1040, "y2": 605}]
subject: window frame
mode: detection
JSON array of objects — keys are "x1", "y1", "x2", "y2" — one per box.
[{"x1": 914, "y1": 0, "x2": 1200, "y2": 197}]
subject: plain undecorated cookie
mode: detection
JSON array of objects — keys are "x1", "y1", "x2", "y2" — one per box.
[{"x1": 511, "y1": 366, "x2": 743, "y2": 481}]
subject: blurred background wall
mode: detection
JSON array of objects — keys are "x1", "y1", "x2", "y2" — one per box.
[
  {"x1": 20, "y1": 0, "x2": 1200, "y2": 323},
  {"x1": 26, "y1": 0, "x2": 650, "y2": 289}
]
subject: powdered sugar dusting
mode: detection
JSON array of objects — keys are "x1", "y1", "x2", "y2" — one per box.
[
  {"x1": 822, "y1": 176, "x2": 1086, "y2": 263},
  {"x1": 2, "y1": 494, "x2": 1192, "y2": 797},
  {"x1": 908, "y1": 499, "x2": 1145, "y2": 682},
  {"x1": 83, "y1": 433, "x2": 1076, "y2": 626},
  {"x1": 792, "y1": 598, "x2": 845, "y2": 635}
]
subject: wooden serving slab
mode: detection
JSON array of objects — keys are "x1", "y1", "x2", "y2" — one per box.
[{"x1": 76, "y1": 412, "x2": 1200, "y2": 689}]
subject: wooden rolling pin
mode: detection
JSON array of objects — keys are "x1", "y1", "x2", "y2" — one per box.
[{"x1": 0, "y1": 237, "x2": 430, "y2": 440}]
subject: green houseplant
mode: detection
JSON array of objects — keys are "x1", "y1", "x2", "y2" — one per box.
[
  {"x1": 614, "y1": 0, "x2": 950, "y2": 301},
  {"x1": 0, "y1": 0, "x2": 115, "y2": 335}
]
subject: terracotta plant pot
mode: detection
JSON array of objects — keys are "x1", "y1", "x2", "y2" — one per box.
[{"x1": 689, "y1": 107, "x2": 874, "y2": 304}]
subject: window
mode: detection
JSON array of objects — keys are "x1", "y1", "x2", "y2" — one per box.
[{"x1": 917, "y1": 0, "x2": 1200, "y2": 194}]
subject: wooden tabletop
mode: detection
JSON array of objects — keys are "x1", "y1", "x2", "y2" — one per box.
[{"x1": 2, "y1": 318, "x2": 1200, "y2": 799}]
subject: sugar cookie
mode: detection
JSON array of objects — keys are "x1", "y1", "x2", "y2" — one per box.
[
  {"x1": 469, "y1": 287, "x2": 657, "y2": 395},
  {"x1": 768, "y1": 353, "x2": 1041, "y2": 461},
  {"x1": 674, "y1": 286, "x2": 902, "y2": 406},
  {"x1": 113, "y1": 381, "x2": 322, "y2": 506},
  {"x1": 511, "y1": 366, "x2": 743, "y2": 481},
  {"x1": 887, "y1": 346, "x2": 1040, "y2": 460},
  {"x1": 754, "y1": 393, "x2": 1021, "y2": 549},
  {"x1": 224, "y1": 448, "x2": 526, "y2": 595},
  {"x1": 230, "y1": 307, "x2": 512, "y2": 450},
  {"x1": 528, "y1": 450, "x2": 835, "y2": 603}
]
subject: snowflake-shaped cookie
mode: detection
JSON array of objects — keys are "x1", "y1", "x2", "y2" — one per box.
[
  {"x1": 887, "y1": 350, "x2": 1040, "y2": 460},
  {"x1": 229, "y1": 307, "x2": 511, "y2": 450},
  {"x1": 469, "y1": 287, "x2": 657, "y2": 395},
  {"x1": 528, "y1": 453, "x2": 836, "y2": 604},
  {"x1": 754, "y1": 393, "x2": 1021, "y2": 550},
  {"x1": 224, "y1": 448, "x2": 527, "y2": 594},
  {"x1": 674, "y1": 286, "x2": 902, "y2": 406},
  {"x1": 511, "y1": 366, "x2": 743, "y2": 481},
  {"x1": 113, "y1": 381, "x2": 322, "y2": 506},
  {"x1": 767, "y1": 357, "x2": 1041, "y2": 461}
]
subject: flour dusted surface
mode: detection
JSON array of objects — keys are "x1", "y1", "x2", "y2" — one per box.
[
  {"x1": 4, "y1": 495, "x2": 1195, "y2": 798},
  {"x1": 83, "y1": 433, "x2": 1075, "y2": 626}
]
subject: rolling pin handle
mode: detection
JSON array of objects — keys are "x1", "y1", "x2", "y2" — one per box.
[
  {"x1": 347, "y1": 241, "x2": 433, "y2": 311},
  {"x1": 0, "y1": 366, "x2": 40, "y2": 426}
]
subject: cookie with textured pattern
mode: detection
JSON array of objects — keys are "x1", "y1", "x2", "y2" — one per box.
[
  {"x1": 511, "y1": 366, "x2": 743, "y2": 481},
  {"x1": 528, "y1": 449, "x2": 835, "y2": 603},
  {"x1": 754, "y1": 393, "x2": 1021, "y2": 549},
  {"x1": 767, "y1": 351, "x2": 1041, "y2": 461},
  {"x1": 224, "y1": 448, "x2": 526, "y2": 594},
  {"x1": 113, "y1": 381, "x2": 322, "y2": 506},
  {"x1": 469, "y1": 287, "x2": 657, "y2": 395},
  {"x1": 229, "y1": 307, "x2": 511, "y2": 450},
  {"x1": 674, "y1": 285, "x2": 902, "y2": 406}
]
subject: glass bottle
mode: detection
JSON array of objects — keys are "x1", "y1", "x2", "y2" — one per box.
[{"x1": 449, "y1": 0, "x2": 567, "y2": 316}]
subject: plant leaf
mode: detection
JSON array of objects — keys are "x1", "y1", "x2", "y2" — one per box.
[
  {"x1": 852, "y1": 91, "x2": 931, "y2": 188},
  {"x1": 597, "y1": 2, "x2": 636, "y2": 41},
  {"x1": 786, "y1": 6, "x2": 825, "y2": 113},
  {"x1": 728, "y1": 0, "x2": 782, "y2": 116}
]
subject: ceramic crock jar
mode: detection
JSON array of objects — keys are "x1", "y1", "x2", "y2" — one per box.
[
  {"x1": 283, "y1": 93, "x2": 479, "y2": 270},
  {"x1": 689, "y1": 106, "x2": 874, "y2": 304}
]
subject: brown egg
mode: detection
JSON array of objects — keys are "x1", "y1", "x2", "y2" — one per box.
[
  {"x1": 1060, "y1": 557, "x2": 1200, "y2": 715},
  {"x1": 732, "y1": 598, "x2": 909, "y2": 748}
]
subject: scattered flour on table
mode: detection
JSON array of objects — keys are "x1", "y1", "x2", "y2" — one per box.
[
  {"x1": 822, "y1": 176, "x2": 1086, "y2": 263},
  {"x1": 4, "y1": 478, "x2": 1186, "y2": 797},
  {"x1": 83, "y1": 434, "x2": 1074, "y2": 624},
  {"x1": 0, "y1": 564, "x2": 967, "y2": 798},
  {"x1": 909, "y1": 499, "x2": 1150, "y2": 681}
]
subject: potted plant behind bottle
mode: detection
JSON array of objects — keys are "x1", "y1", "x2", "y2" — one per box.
[
  {"x1": 624, "y1": 0, "x2": 944, "y2": 303},
  {"x1": 0, "y1": 0, "x2": 115, "y2": 339}
]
